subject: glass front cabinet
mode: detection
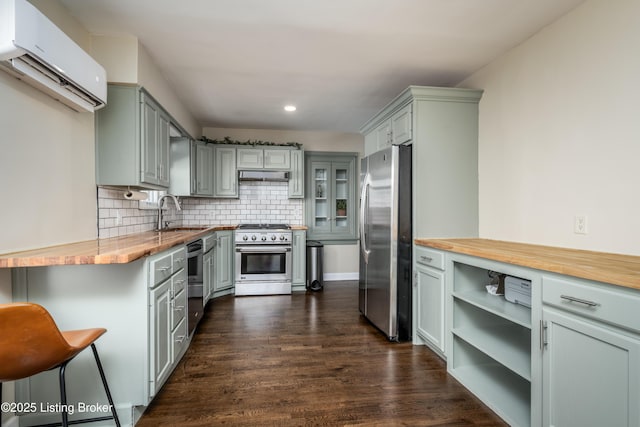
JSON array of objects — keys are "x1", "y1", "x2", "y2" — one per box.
[{"x1": 305, "y1": 153, "x2": 357, "y2": 242}]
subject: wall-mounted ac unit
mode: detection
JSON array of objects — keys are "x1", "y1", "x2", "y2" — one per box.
[{"x1": 0, "y1": 0, "x2": 107, "y2": 112}]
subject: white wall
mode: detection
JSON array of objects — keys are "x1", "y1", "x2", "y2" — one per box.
[
  {"x1": 0, "y1": 3, "x2": 98, "y2": 425},
  {"x1": 203, "y1": 127, "x2": 364, "y2": 277},
  {"x1": 461, "y1": 0, "x2": 640, "y2": 255},
  {"x1": 91, "y1": 36, "x2": 201, "y2": 138},
  {"x1": 137, "y1": 43, "x2": 200, "y2": 138},
  {"x1": 0, "y1": 3, "x2": 98, "y2": 255}
]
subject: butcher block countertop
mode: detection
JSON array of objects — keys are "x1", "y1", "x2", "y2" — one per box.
[
  {"x1": 0, "y1": 226, "x2": 236, "y2": 268},
  {"x1": 415, "y1": 238, "x2": 640, "y2": 290}
]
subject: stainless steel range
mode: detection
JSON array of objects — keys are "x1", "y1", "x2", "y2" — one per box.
[{"x1": 234, "y1": 224, "x2": 292, "y2": 296}]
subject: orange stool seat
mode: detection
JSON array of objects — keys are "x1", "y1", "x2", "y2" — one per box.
[{"x1": 0, "y1": 302, "x2": 120, "y2": 426}]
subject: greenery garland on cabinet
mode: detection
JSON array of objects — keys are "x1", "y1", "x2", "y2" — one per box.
[{"x1": 199, "y1": 136, "x2": 302, "y2": 150}]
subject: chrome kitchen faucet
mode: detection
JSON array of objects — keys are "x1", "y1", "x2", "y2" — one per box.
[{"x1": 157, "y1": 194, "x2": 182, "y2": 230}]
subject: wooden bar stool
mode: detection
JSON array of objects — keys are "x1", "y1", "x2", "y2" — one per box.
[{"x1": 0, "y1": 302, "x2": 120, "y2": 427}]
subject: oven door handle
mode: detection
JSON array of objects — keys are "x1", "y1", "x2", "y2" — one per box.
[{"x1": 235, "y1": 246, "x2": 292, "y2": 253}]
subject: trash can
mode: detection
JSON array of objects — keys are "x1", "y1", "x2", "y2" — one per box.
[{"x1": 306, "y1": 240, "x2": 324, "y2": 291}]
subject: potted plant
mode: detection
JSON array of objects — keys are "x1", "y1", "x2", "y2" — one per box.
[{"x1": 336, "y1": 199, "x2": 347, "y2": 217}]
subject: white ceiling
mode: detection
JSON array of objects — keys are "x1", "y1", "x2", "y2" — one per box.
[{"x1": 60, "y1": 0, "x2": 584, "y2": 133}]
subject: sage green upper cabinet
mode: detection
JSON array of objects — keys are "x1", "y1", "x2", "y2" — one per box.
[
  {"x1": 288, "y1": 149, "x2": 304, "y2": 198},
  {"x1": 367, "y1": 104, "x2": 412, "y2": 154},
  {"x1": 236, "y1": 148, "x2": 262, "y2": 169},
  {"x1": 213, "y1": 146, "x2": 238, "y2": 198},
  {"x1": 264, "y1": 148, "x2": 291, "y2": 169},
  {"x1": 237, "y1": 147, "x2": 291, "y2": 170},
  {"x1": 195, "y1": 143, "x2": 214, "y2": 196},
  {"x1": 361, "y1": 86, "x2": 483, "y2": 239},
  {"x1": 96, "y1": 85, "x2": 171, "y2": 190},
  {"x1": 169, "y1": 139, "x2": 214, "y2": 197},
  {"x1": 305, "y1": 153, "x2": 358, "y2": 243}
]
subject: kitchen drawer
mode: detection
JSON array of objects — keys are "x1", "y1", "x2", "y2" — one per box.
[
  {"x1": 171, "y1": 246, "x2": 187, "y2": 272},
  {"x1": 415, "y1": 246, "x2": 444, "y2": 270},
  {"x1": 543, "y1": 275, "x2": 640, "y2": 333},
  {"x1": 171, "y1": 287, "x2": 187, "y2": 330},
  {"x1": 172, "y1": 316, "x2": 188, "y2": 363},
  {"x1": 203, "y1": 233, "x2": 217, "y2": 253},
  {"x1": 149, "y1": 253, "x2": 173, "y2": 287},
  {"x1": 172, "y1": 269, "x2": 187, "y2": 297}
]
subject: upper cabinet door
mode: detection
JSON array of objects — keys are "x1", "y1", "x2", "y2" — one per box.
[
  {"x1": 375, "y1": 121, "x2": 391, "y2": 151},
  {"x1": 236, "y1": 148, "x2": 263, "y2": 169},
  {"x1": 141, "y1": 95, "x2": 159, "y2": 185},
  {"x1": 391, "y1": 104, "x2": 412, "y2": 145},
  {"x1": 195, "y1": 143, "x2": 214, "y2": 196},
  {"x1": 264, "y1": 149, "x2": 290, "y2": 169},
  {"x1": 288, "y1": 149, "x2": 304, "y2": 198},
  {"x1": 214, "y1": 146, "x2": 238, "y2": 198},
  {"x1": 157, "y1": 111, "x2": 171, "y2": 187},
  {"x1": 305, "y1": 153, "x2": 358, "y2": 243}
]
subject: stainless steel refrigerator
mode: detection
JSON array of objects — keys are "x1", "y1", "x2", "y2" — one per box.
[{"x1": 359, "y1": 144, "x2": 412, "y2": 341}]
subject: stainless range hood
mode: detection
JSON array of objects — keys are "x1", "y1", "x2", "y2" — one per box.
[{"x1": 238, "y1": 170, "x2": 290, "y2": 182}]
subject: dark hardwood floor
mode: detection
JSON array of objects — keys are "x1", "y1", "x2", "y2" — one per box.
[{"x1": 137, "y1": 282, "x2": 507, "y2": 426}]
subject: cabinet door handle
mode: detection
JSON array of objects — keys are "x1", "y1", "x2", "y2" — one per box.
[
  {"x1": 175, "y1": 335, "x2": 186, "y2": 344},
  {"x1": 560, "y1": 294, "x2": 600, "y2": 307},
  {"x1": 540, "y1": 320, "x2": 548, "y2": 350}
]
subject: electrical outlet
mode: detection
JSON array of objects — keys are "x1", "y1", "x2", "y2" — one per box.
[{"x1": 574, "y1": 215, "x2": 588, "y2": 234}]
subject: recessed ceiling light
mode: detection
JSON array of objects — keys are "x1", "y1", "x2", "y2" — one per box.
[{"x1": 284, "y1": 105, "x2": 296, "y2": 112}]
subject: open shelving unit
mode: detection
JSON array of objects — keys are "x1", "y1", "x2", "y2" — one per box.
[{"x1": 449, "y1": 261, "x2": 532, "y2": 427}]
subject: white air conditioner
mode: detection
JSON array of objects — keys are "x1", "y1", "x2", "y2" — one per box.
[{"x1": 0, "y1": 0, "x2": 106, "y2": 112}]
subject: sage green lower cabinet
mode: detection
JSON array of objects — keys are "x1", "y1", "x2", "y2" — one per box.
[
  {"x1": 447, "y1": 253, "x2": 537, "y2": 427},
  {"x1": 213, "y1": 230, "x2": 234, "y2": 296},
  {"x1": 292, "y1": 229, "x2": 307, "y2": 291},
  {"x1": 413, "y1": 245, "x2": 446, "y2": 357},
  {"x1": 203, "y1": 233, "x2": 216, "y2": 303},
  {"x1": 11, "y1": 245, "x2": 190, "y2": 426},
  {"x1": 419, "y1": 245, "x2": 640, "y2": 427},
  {"x1": 541, "y1": 275, "x2": 640, "y2": 427},
  {"x1": 214, "y1": 146, "x2": 238, "y2": 198}
]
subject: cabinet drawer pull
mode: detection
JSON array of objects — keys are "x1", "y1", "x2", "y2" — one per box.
[
  {"x1": 560, "y1": 294, "x2": 600, "y2": 307},
  {"x1": 420, "y1": 255, "x2": 433, "y2": 262},
  {"x1": 175, "y1": 257, "x2": 185, "y2": 264},
  {"x1": 175, "y1": 335, "x2": 186, "y2": 344}
]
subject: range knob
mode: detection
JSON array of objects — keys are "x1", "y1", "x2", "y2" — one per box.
[
  {"x1": 261, "y1": 236, "x2": 267, "y2": 241},
  {"x1": 251, "y1": 235, "x2": 257, "y2": 241},
  {"x1": 243, "y1": 235, "x2": 248, "y2": 241},
  {"x1": 280, "y1": 235, "x2": 285, "y2": 240},
  {"x1": 271, "y1": 235, "x2": 277, "y2": 241}
]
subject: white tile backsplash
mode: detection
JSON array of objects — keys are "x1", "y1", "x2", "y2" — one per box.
[{"x1": 97, "y1": 182, "x2": 303, "y2": 238}]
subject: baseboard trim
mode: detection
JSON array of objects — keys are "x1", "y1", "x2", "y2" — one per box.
[{"x1": 324, "y1": 272, "x2": 359, "y2": 281}]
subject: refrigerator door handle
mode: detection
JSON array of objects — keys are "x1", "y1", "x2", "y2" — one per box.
[{"x1": 359, "y1": 173, "x2": 370, "y2": 264}]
